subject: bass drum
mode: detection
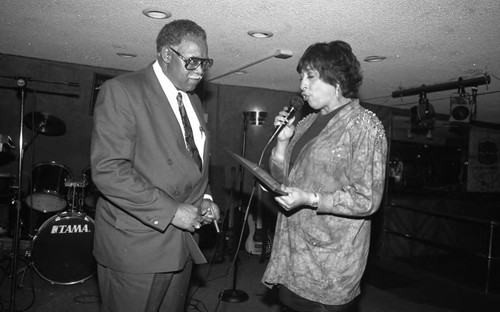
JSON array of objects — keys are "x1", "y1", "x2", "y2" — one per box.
[{"x1": 31, "y1": 211, "x2": 96, "y2": 285}]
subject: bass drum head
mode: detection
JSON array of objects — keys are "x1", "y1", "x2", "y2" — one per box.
[{"x1": 31, "y1": 211, "x2": 96, "y2": 285}]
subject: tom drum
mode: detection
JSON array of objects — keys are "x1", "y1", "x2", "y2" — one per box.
[{"x1": 25, "y1": 161, "x2": 71, "y2": 213}]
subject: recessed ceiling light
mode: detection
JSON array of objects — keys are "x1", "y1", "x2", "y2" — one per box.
[
  {"x1": 364, "y1": 55, "x2": 387, "y2": 62},
  {"x1": 117, "y1": 52, "x2": 137, "y2": 58},
  {"x1": 142, "y1": 8, "x2": 171, "y2": 19},
  {"x1": 234, "y1": 70, "x2": 248, "y2": 75},
  {"x1": 248, "y1": 30, "x2": 273, "y2": 38}
]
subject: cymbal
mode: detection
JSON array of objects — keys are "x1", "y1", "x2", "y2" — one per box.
[{"x1": 23, "y1": 111, "x2": 66, "y2": 136}]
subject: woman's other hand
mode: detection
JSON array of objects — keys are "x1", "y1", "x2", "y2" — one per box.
[{"x1": 274, "y1": 186, "x2": 314, "y2": 211}]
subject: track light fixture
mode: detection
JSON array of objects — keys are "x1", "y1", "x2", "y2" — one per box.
[
  {"x1": 449, "y1": 82, "x2": 478, "y2": 123},
  {"x1": 449, "y1": 93, "x2": 471, "y2": 123},
  {"x1": 408, "y1": 92, "x2": 435, "y2": 140}
]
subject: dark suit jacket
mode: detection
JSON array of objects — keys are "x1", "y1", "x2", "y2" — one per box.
[{"x1": 90, "y1": 64, "x2": 210, "y2": 273}]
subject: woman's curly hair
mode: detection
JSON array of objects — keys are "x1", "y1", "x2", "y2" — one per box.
[{"x1": 297, "y1": 40, "x2": 363, "y2": 99}]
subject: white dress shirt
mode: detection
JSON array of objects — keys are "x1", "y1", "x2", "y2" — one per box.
[{"x1": 152, "y1": 61, "x2": 205, "y2": 163}]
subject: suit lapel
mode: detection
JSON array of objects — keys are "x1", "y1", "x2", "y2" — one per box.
[
  {"x1": 144, "y1": 65, "x2": 209, "y2": 176},
  {"x1": 143, "y1": 66, "x2": 187, "y2": 150}
]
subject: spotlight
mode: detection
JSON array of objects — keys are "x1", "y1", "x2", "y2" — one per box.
[
  {"x1": 409, "y1": 92, "x2": 435, "y2": 139},
  {"x1": 449, "y1": 93, "x2": 472, "y2": 123},
  {"x1": 245, "y1": 111, "x2": 267, "y2": 126}
]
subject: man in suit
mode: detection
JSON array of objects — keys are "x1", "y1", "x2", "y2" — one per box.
[{"x1": 90, "y1": 19, "x2": 220, "y2": 312}]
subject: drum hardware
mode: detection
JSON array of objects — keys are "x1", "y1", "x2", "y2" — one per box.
[
  {"x1": 81, "y1": 167, "x2": 99, "y2": 218},
  {"x1": 0, "y1": 134, "x2": 15, "y2": 153},
  {"x1": 0, "y1": 75, "x2": 78, "y2": 312},
  {"x1": 0, "y1": 247, "x2": 32, "y2": 292},
  {"x1": 64, "y1": 181, "x2": 87, "y2": 188},
  {"x1": 64, "y1": 176, "x2": 88, "y2": 213}
]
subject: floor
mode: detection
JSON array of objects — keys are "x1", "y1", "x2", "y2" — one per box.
[{"x1": 0, "y1": 231, "x2": 498, "y2": 312}]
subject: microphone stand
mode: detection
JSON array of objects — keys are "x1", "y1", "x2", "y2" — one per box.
[
  {"x1": 220, "y1": 110, "x2": 274, "y2": 303},
  {"x1": 9, "y1": 78, "x2": 27, "y2": 312},
  {"x1": 220, "y1": 114, "x2": 250, "y2": 303}
]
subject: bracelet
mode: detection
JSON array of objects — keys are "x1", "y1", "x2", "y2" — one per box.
[{"x1": 311, "y1": 192, "x2": 319, "y2": 209}]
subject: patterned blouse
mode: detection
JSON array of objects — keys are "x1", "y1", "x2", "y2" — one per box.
[{"x1": 262, "y1": 100, "x2": 387, "y2": 305}]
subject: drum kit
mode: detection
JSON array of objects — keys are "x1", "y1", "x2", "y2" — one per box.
[
  {"x1": 1, "y1": 76, "x2": 84, "y2": 311},
  {"x1": 25, "y1": 161, "x2": 98, "y2": 286},
  {"x1": 2, "y1": 110, "x2": 98, "y2": 287}
]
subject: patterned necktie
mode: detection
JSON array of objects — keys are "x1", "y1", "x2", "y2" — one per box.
[{"x1": 177, "y1": 92, "x2": 203, "y2": 171}]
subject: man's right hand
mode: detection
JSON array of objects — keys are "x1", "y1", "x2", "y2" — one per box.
[{"x1": 171, "y1": 203, "x2": 203, "y2": 232}]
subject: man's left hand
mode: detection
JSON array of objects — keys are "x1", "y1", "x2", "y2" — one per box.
[{"x1": 199, "y1": 199, "x2": 220, "y2": 225}]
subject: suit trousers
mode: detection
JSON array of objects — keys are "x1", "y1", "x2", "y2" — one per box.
[{"x1": 97, "y1": 260, "x2": 193, "y2": 312}]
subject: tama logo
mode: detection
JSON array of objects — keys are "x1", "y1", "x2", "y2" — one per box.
[{"x1": 51, "y1": 224, "x2": 92, "y2": 234}]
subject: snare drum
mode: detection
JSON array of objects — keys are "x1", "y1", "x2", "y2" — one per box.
[
  {"x1": 25, "y1": 161, "x2": 71, "y2": 213},
  {"x1": 31, "y1": 211, "x2": 96, "y2": 285}
]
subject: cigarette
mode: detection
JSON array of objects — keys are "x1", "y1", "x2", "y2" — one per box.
[
  {"x1": 210, "y1": 207, "x2": 220, "y2": 233},
  {"x1": 213, "y1": 219, "x2": 220, "y2": 233}
]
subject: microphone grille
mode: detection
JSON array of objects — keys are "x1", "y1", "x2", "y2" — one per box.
[{"x1": 290, "y1": 95, "x2": 304, "y2": 110}]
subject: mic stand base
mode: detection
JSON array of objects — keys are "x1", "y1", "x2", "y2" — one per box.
[{"x1": 219, "y1": 289, "x2": 249, "y2": 303}]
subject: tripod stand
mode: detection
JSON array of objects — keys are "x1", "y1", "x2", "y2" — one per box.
[
  {"x1": 0, "y1": 227, "x2": 34, "y2": 311},
  {"x1": 0, "y1": 155, "x2": 35, "y2": 312}
]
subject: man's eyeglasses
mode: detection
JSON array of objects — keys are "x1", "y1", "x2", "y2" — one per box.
[{"x1": 169, "y1": 47, "x2": 213, "y2": 71}]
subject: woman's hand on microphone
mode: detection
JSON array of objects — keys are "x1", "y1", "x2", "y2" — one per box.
[{"x1": 274, "y1": 106, "x2": 296, "y2": 141}]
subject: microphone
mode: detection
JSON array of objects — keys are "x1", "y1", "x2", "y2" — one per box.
[{"x1": 268, "y1": 95, "x2": 304, "y2": 143}]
